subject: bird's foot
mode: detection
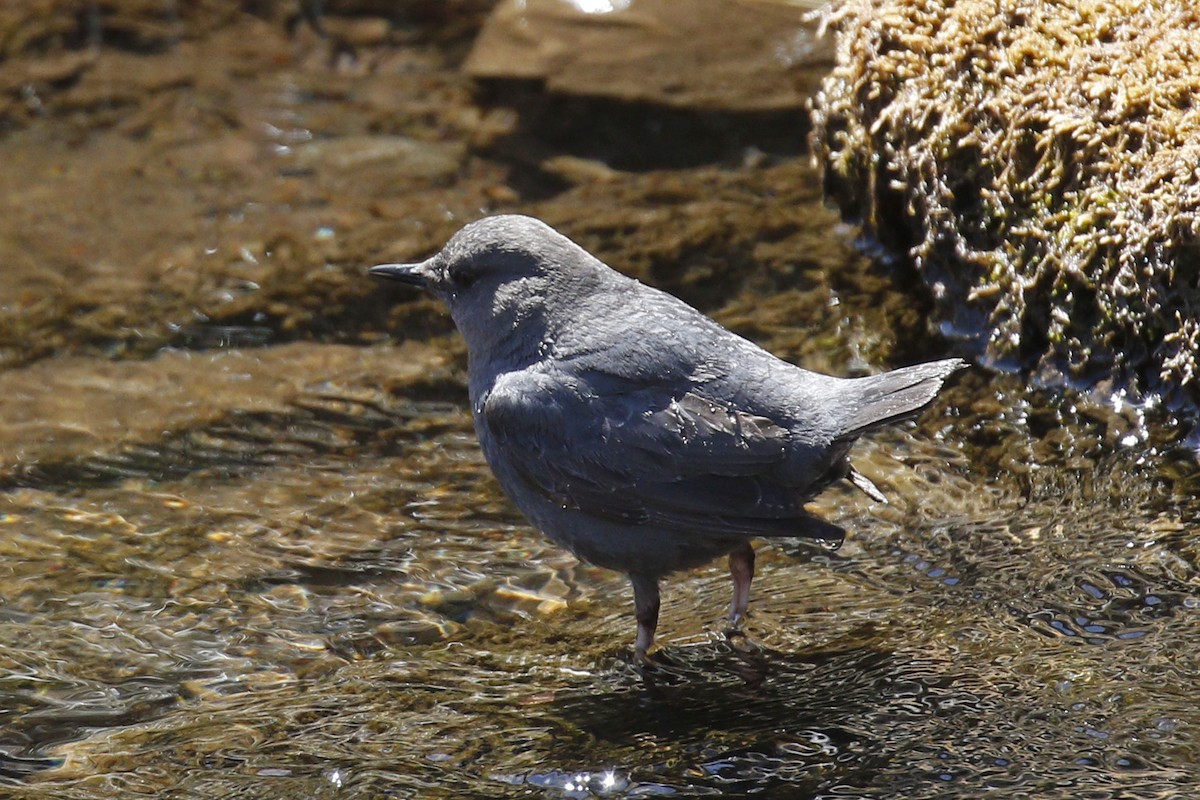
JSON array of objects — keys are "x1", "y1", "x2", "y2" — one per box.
[
  {"x1": 723, "y1": 616, "x2": 761, "y2": 654},
  {"x1": 633, "y1": 646, "x2": 654, "y2": 667},
  {"x1": 724, "y1": 609, "x2": 750, "y2": 638},
  {"x1": 633, "y1": 646, "x2": 682, "y2": 669},
  {"x1": 629, "y1": 647, "x2": 691, "y2": 690}
]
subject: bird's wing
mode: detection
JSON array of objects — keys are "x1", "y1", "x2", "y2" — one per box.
[{"x1": 480, "y1": 369, "x2": 844, "y2": 543}]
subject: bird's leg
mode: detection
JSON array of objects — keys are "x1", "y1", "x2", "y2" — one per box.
[
  {"x1": 630, "y1": 573, "x2": 661, "y2": 660},
  {"x1": 728, "y1": 541, "x2": 755, "y2": 628}
]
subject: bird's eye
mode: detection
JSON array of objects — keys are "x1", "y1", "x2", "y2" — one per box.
[{"x1": 448, "y1": 264, "x2": 478, "y2": 288}]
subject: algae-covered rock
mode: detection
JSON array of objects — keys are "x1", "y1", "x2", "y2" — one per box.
[{"x1": 811, "y1": 0, "x2": 1200, "y2": 417}]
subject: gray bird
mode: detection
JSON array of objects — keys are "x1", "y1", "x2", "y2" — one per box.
[{"x1": 370, "y1": 215, "x2": 964, "y2": 658}]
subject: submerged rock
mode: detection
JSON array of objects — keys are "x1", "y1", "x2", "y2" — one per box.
[
  {"x1": 291, "y1": 135, "x2": 464, "y2": 179},
  {"x1": 0, "y1": 342, "x2": 454, "y2": 485},
  {"x1": 465, "y1": 0, "x2": 832, "y2": 111},
  {"x1": 811, "y1": 0, "x2": 1200, "y2": 423}
]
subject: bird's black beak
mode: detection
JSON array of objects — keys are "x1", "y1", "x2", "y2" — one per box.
[{"x1": 368, "y1": 259, "x2": 433, "y2": 289}]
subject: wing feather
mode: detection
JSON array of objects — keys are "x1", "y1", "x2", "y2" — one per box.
[{"x1": 481, "y1": 369, "x2": 843, "y2": 544}]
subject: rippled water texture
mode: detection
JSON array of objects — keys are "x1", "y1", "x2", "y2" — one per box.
[{"x1": 2, "y1": 4, "x2": 1198, "y2": 798}]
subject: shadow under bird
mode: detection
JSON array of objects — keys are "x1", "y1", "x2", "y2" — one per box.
[{"x1": 370, "y1": 215, "x2": 965, "y2": 658}]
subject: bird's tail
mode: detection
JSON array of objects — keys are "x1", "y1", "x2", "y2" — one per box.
[{"x1": 836, "y1": 358, "x2": 967, "y2": 440}]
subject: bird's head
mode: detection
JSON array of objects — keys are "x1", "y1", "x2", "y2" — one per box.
[{"x1": 370, "y1": 215, "x2": 613, "y2": 353}]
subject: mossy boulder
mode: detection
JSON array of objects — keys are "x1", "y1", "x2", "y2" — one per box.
[{"x1": 811, "y1": 0, "x2": 1200, "y2": 419}]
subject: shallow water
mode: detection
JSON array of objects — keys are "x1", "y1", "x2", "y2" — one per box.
[{"x1": 2, "y1": 4, "x2": 1199, "y2": 799}]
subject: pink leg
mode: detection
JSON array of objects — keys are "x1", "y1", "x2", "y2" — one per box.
[
  {"x1": 630, "y1": 573, "x2": 660, "y2": 659},
  {"x1": 728, "y1": 542, "x2": 755, "y2": 626}
]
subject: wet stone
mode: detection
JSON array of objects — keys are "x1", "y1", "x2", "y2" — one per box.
[
  {"x1": 289, "y1": 135, "x2": 465, "y2": 179},
  {"x1": 465, "y1": 0, "x2": 833, "y2": 111}
]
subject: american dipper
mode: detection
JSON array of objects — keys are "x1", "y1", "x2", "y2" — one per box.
[{"x1": 370, "y1": 215, "x2": 964, "y2": 658}]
